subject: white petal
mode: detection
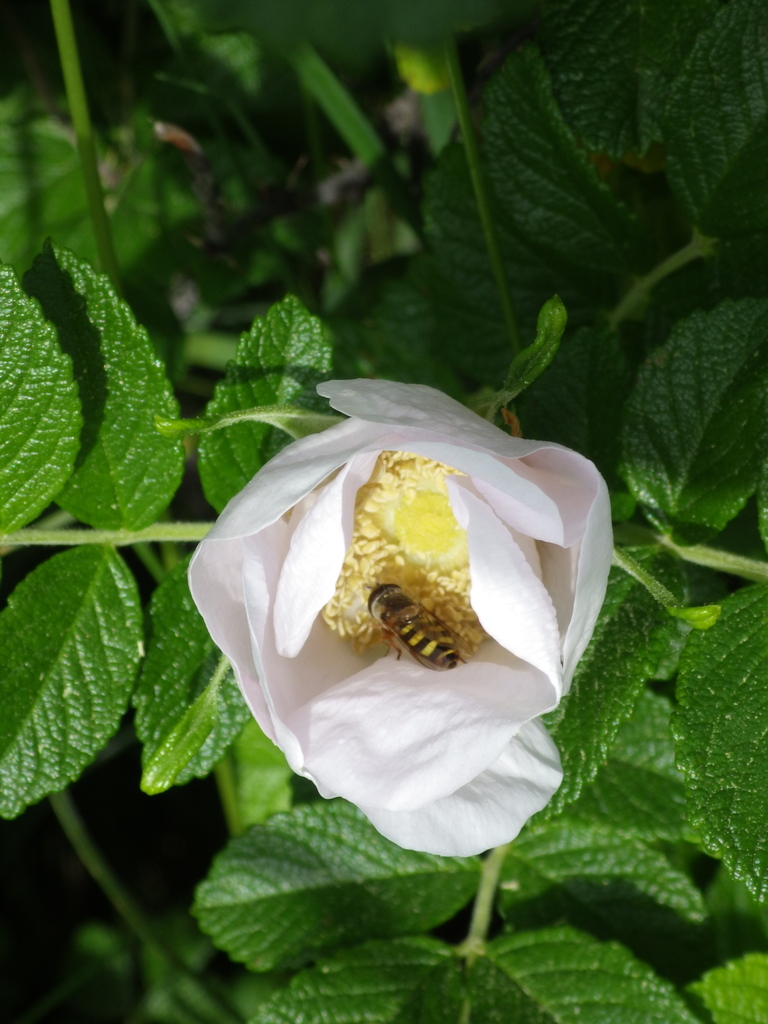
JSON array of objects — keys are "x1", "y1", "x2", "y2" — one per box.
[
  {"x1": 274, "y1": 451, "x2": 379, "y2": 658},
  {"x1": 447, "y1": 479, "x2": 563, "y2": 691},
  {"x1": 561, "y1": 471, "x2": 613, "y2": 689},
  {"x1": 358, "y1": 718, "x2": 563, "y2": 856},
  {"x1": 286, "y1": 644, "x2": 556, "y2": 812}
]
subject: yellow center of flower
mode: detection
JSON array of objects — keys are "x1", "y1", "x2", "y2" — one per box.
[{"x1": 322, "y1": 451, "x2": 485, "y2": 654}]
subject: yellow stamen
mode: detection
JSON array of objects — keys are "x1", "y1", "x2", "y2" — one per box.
[{"x1": 322, "y1": 451, "x2": 485, "y2": 654}]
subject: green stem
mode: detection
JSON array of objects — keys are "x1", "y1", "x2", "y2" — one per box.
[
  {"x1": 611, "y1": 545, "x2": 680, "y2": 607},
  {"x1": 287, "y1": 42, "x2": 422, "y2": 235},
  {"x1": 614, "y1": 523, "x2": 768, "y2": 584},
  {"x1": 457, "y1": 842, "x2": 510, "y2": 964},
  {"x1": 49, "y1": 0, "x2": 121, "y2": 292},
  {"x1": 50, "y1": 791, "x2": 242, "y2": 1024},
  {"x1": 444, "y1": 38, "x2": 520, "y2": 356},
  {"x1": 1, "y1": 522, "x2": 213, "y2": 549},
  {"x1": 215, "y1": 754, "x2": 244, "y2": 837},
  {"x1": 133, "y1": 541, "x2": 167, "y2": 583},
  {"x1": 609, "y1": 230, "x2": 714, "y2": 330}
]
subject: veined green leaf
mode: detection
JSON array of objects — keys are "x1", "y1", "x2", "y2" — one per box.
[
  {"x1": 0, "y1": 263, "x2": 81, "y2": 532},
  {"x1": 0, "y1": 547, "x2": 142, "y2": 818},
  {"x1": 198, "y1": 294, "x2": 333, "y2": 512},
  {"x1": 690, "y1": 952, "x2": 768, "y2": 1024},
  {"x1": 193, "y1": 800, "x2": 479, "y2": 970},
  {"x1": 621, "y1": 298, "x2": 768, "y2": 533},
  {"x1": 232, "y1": 720, "x2": 292, "y2": 829},
  {"x1": 22, "y1": 241, "x2": 184, "y2": 529},
  {"x1": 133, "y1": 557, "x2": 249, "y2": 788},
  {"x1": 675, "y1": 585, "x2": 768, "y2": 903}
]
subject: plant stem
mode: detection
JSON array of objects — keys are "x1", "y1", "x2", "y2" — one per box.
[
  {"x1": 215, "y1": 754, "x2": 244, "y2": 837},
  {"x1": 49, "y1": 0, "x2": 121, "y2": 292},
  {"x1": 287, "y1": 42, "x2": 422, "y2": 235},
  {"x1": 613, "y1": 523, "x2": 768, "y2": 584},
  {"x1": 609, "y1": 230, "x2": 714, "y2": 330},
  {"x1": 444, "y1": 38, "x2": 520, "y2": 356},
  {"x1": 50, "y1": 791, "x2": 243, "y2": 1023},
  {"x1": 133, "y1": 542, "x2": 167, "y2": 583},
  {"x1": 611, "y1": 545, "x2": 680, "y2": 607},
  {"x1": 1, "y1": 522, "x2": 213, "y2": 549},
  {"x1": 457, "y1": 842, "x2": 510, "y2": 964}
]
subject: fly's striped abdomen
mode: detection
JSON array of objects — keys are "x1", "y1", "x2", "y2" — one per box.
[{"x1": 368, "y1": 583, "x2": 467, "y2": 671}]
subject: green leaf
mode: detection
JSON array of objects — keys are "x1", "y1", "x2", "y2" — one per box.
[
  {"x1": 499, "y1": 819, "x2": 710, "y2": 981},
  {"x1": 520, "y1": 326, "x2": 632, "y2": 489},
  {"x1": 540, "y1": 0, "x2": 720, "y2": 157},
  {"x1": 620, "y1": 298, "x2": 768, "y2": 533},
  {"x1": 423, "y1": 45, "x2": 647, "y2": 383},
  {"x1": 22, "y1": 241, "x2": 184, "y2": 529},
  {"x1": 569, "y1": 690, "x2": 687, "y2": 841},
  {"x1": 232, "y1": 720, "x2": 293, "y2": 829},
  {"x1": 491, "y1": 295, "x2": 567, "y2": 410},
  {"x1": 193, "y1": 800, "x2": 479, "y2": 970},
  {"x1": 674, "y1": 585, "x2": 768, "y2": 903},
  {"x1": 249, "y1": 938, "x2": 454, "y2": 1024},
  {"x1": 0, "y1": 264, "x2": 81, "y2": 532},
  {"x1": 691, "y1": 952, "x2": 768, "y2": 1024},
  {"x1": 706, "y1": 866, "x2": 768, "y2": 964},
  {"x1": 197, "y1": 295, "x2": 333, "y2": 512},
  {"x1": 0, "y1": 547, "x2": 142, "y2": 818},
  {"x1": 665, "y1": 0, "x2": 768, "y2": 240},
  {"x1": 544, "y1": 550, "x2": 683, "y2": 813},
  {"x1": 479, "y1": 926, "x2": 700, "y2": 1023},
  {"x1": 133, "y1": 557, "x2": 250, "y2": 788}
]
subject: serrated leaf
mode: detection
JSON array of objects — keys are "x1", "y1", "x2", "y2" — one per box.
[
  {"x1": 423, "y1": 45, "x2": 647, "y2": 383},
  {"x1": 193, "y1": 800, "x2": 479, "y2": 971},
  {"x1": 0, "y1": 547, "x2": 142, "y2": 818},
  {"x1": 22, "y1": 241, "x2": 184, "y2": 529},
  {"x1": 544, "y1": 550, "x2": 683, "y2": 812},
  {"x1": 499, "y1": 818, "x2": 710, "y2": 981},
  {"x1": 133, "y1": 557, "x2": 250, "y2": 787},
  {"x1": 249, "y1": 938, "x2": 453, "y2": 1024},
  {"x1": 569, "y1": 690, "x2": 687, "y2": 842},
  {"x1": 621, "y1": 298, "x2": 768, "y2": 533},
  {"x1": 675, "y1": 585, "x2": 768, "y2": 903},
  {"x1": 540, "y1": 0, "x2": 720, "y2": 157},
  {"x1": 197, "y1": 295, "x2": 333, "y2": 512},
  {"x1": 520, "y1": 326, "x2": 632, "y2": 489},
  {"x1": 665, "y1": 0, "x2": 768, "y2": 240},
  {"x1": 691, "y1": 952, "x2": 768, "y2": 1024},
  {"x1": 0, "y1": 264, "x2": 81, "y2": 532},
  {"x1": 232, "y1": 720, "x2": 293, "y2": 829},
  {"x1": 480, "y1": 926, "x2": 699, "y2": 1024}
]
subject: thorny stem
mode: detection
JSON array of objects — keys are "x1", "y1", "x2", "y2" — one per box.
[
  {"x1": 609, "y1": 230, "x2": 715, "y2": 330},
  {"x1": 611, "y1": 544, "x2": 680, "y2": 607},
  {"x1": 50, "y1": 791, "x2": 242, "y2": 1023},
  {"x1": 49, "y1": 0, "x2": 122, "y2": 292},
  {"x1": 445, "y1": 38, "x2": 520, "y2": 356}
]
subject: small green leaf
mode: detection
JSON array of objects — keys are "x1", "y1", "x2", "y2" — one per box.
[
  {"x1": 691, "y1": 952, "x2": 768, "y2": 1024},
  {"x1": 232, "y1": 720, "x2": 293, "y2": 829},
  {"x1": 481, "y1": 926, "x2": 700, "y2": 1024},
  {"x1": 193, "y1": 800, "x2": 479, "y2": 970},
  {"x1": 492, "y1": 295, "x2": 567, "y2": 409},
  {"x1": 621, "y1": 298, "x2": 768, "y2": 532},
  {"x1": 133, "y1": 557, "x2": 250, "y2": 788},
  {"x1": 499, "y1": 819, "x2": 710, "y2": 981},
  {"x1": 569, "y1": 690, "x2": 687, "y2": 842},
  {"x1": 665, "y1": 0, "x2": 768, "y2": 241},
  {"x1": 544, "y1": 550, "x2": 684, "y2": 813},
  {"x1": 0, "y1": 547, "x2": 142, "y2": 818},
  {"x1": 0, "y1": 264, "x2": 81, "y2": 532},
  {"x1": 198, "y1": 295, "x2": 333, "y2": 512},
  {"x1": 540, "y1": 0, "x2": 721, "y2": 157},
  {"x1": 668, "y1": 604, "x2": 721, "y2": 629},
  {"x1": 250, "y1": 938, "x2": 454, "y2": 1024},
  {"x1": 22, "y1": 241, "x2": 184, "y2": 529},
  {"x1": 675, "y1": 585, "x2": 768, "y2": 902}
]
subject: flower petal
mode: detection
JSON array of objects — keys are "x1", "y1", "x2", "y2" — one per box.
[
  {"x1": 358, "y1": 717, "x2": 563, "y2": 856},
  {"x1": 286, "y1": 643, "x2": 556, "y2": 812},
  {"x1": 274, "y1": 451, "x2": 379, "y2": 658},
  {"x1": 447, "y1": 478, "x2": 563, "y2": 690}
]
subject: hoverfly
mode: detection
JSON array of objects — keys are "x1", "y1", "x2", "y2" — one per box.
[{"x1": 368, "y1": 583, "x2": 469, "y2": 671}]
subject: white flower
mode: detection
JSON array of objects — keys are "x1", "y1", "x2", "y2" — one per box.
[{"x1": 189, "y1": 380, "x2": 612, "y2": 856}]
